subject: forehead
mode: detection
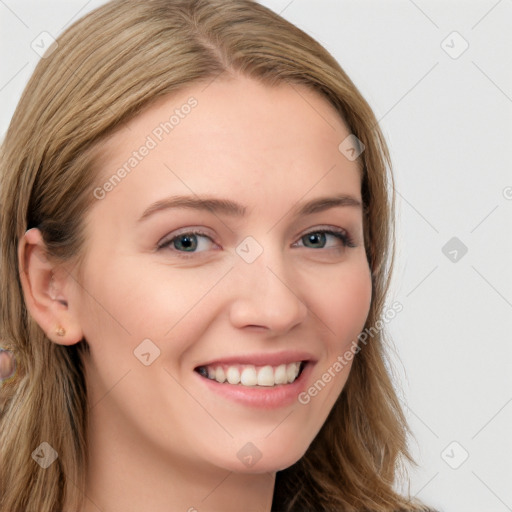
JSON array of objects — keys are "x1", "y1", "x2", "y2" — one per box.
[{"x1": 91, "y1": 76, "x2": 362, "y2": 220}]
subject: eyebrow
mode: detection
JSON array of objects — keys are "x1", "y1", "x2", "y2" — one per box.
[{"x1": 137, "y1": 194, "x2": 362, "y2": 222}]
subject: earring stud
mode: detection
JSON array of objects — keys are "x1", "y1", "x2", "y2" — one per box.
[{"x1": 55, "y1": 326, "x2": 66, "y2": 337}]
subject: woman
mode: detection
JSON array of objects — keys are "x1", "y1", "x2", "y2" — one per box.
[{"x1": 0, "y1": 1, "x2": 435, "y2": 510}]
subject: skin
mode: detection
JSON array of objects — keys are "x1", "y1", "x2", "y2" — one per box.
[{"x1": 19, "y1": 75, "x2": 372, "y2": 512}]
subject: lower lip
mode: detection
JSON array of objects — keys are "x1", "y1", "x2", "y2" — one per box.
[{"x1": 195, "y1": 362, "x2": 314, "y2": 409}]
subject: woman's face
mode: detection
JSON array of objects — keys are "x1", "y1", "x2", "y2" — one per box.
[{"x1": 70, "y1": 76, "x2": 372, "y2": 473}]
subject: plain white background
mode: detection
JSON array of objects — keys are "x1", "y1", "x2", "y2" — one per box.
[{"x1": 1, "y1": 1, "x2": 511, "y2": 511}]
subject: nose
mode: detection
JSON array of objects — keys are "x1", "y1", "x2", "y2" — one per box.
[{"x1": 228, "y1": 250, "x2": 308, "y2": 335}]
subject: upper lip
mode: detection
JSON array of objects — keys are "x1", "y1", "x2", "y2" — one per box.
[{"x1": 195, "y1": 350, "x2": 316, "y2": 368}]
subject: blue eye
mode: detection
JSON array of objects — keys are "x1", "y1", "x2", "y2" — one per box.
[
  {"x1": 157, "y1": 227, "x2": 356, "y2": 258},
  {"x1": 297, "y1": 229, "x2": 355, "y2": 249},
  {"x1": 158, "y1": 231, "x2": 215, "y2": 253}
]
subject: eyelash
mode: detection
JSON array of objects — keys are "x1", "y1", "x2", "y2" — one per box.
[{"x1": 157, "y1": 227, "x2": 356, "y2": 257}]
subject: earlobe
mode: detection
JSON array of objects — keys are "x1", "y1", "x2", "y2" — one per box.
[{"x1": 18, "y1": 228, "x2": 83, "y2": 346}]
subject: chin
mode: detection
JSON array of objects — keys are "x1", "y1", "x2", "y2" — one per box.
[{"x1": 217, "y1": 443, "x2": 309, "y2": 475}]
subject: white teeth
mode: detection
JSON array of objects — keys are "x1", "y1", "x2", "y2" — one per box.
[
  {"x1": 274, "y1": 364, "x2": 287, "y2": 385},
  {"x1": 203, "y1": 362, "x2": 303, "y2": 387},
  {"x1": 215, "y1": 366, "x2": 226, "y2": 383},
  {"x1": 226, "y1": 366, "x2": 240, "y2": 384},
  {"x1": 257, "y1": 365, "x2": 275, "y2": 386},
  {"x1": 240, "y1": 366, "x2": 257, "y2": 386},
  {"x1": 287, "y1": 362, "x2": 299, "y2": 382}
]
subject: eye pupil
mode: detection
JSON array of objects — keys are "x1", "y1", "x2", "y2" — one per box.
[
  {"x1": 304, "y1": 232, "x2": 326, "y2": 248},
  {"x1": 175, "y1": 234, "x2": 197, "y2": 251},
  {"x1": 162, "y1": 229, "x2": 348, "y2": 255}
]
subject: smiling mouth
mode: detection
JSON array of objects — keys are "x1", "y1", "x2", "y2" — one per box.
[{"x1": 194, "y1": 361, "x2": 307, "y2": 387}]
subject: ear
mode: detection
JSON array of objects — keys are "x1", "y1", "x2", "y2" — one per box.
[{"x1": 18, "y1": 228, "x2": 84, "y2": 345}]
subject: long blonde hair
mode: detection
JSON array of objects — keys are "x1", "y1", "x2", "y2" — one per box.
[{"x1": 0, "y1": 1, "x2": 432, "y2": 510}]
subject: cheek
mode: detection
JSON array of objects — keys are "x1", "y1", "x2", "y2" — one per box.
[
  {"x1": 302, "y1": 258, "x2": 370, "y2": 389},
  {"x1": 74, "y1": 256, "x2": 229, "y2": 359},
  {"x1": 311, "y1": 259, "x2": 372, "y2": 350},
  {"x1": 297, "y1": 259, "x2": 371, "y2": 415}
]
